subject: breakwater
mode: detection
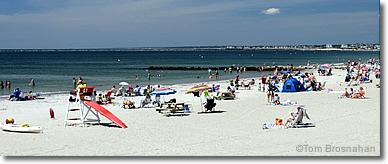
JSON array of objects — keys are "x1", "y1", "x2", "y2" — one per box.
[{"x1": 146, "y1": 65, "x2": 346, "y2": 71}]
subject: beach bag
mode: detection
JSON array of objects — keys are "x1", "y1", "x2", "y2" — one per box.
[
  {"x1": 184, "y1": 104, "x2": 190, "y2": 113},
  {"x1": 275, "y1": 118, "x2": 283, "y2": 126}
]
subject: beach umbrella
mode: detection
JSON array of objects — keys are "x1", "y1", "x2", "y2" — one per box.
[
  {"x1": 151, "y1": 88, "x2": 177, "y2": 96},
  {"x1": 322, "y1": 64, "x2": 332, "y2": 68},
  {"x1": 151, "y1": 88, "x2": 176, "y2": 103},
  {"x1": 186, "y1": 84, "x2": 212, "y2": 112},
  {"x1": 119, "y1": 82, "x2": 129, "y2": 86},
  {"x1": 281, "y1": 70, "x2": 290, "y2": 74},
  {"x1": 185, "y1": 84, "x2": 212, "y2": 94}
]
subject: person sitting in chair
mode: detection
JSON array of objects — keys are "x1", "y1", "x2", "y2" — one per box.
[
  {"x1": 142, "y1": 93, "x2": 152, "y2": 107},
  {"x1": 283, "y1": 112, "x2": 297, "y2": 127},
  {"x1": 135, "y1": 85, "x2": 142, "y2": 96},
  {"x1": 204, "y1": 98, "x2": 216, "y2": 111}
]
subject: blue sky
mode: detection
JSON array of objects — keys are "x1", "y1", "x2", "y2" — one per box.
[{"x1": 0, "y1": 0, "x2": 380, "y2": 49}]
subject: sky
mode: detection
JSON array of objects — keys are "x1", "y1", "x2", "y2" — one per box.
[{"x1": 0, "y1": 0, "x2": 380, "y2": 49}]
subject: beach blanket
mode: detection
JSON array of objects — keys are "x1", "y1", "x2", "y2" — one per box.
[{"x1": 262, "y1": 123, "x2": 286, "y2": 130}]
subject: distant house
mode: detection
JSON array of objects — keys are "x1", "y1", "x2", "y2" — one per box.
[{"x1": 341, "y1": 44, "x2": 348, "y2": 49}]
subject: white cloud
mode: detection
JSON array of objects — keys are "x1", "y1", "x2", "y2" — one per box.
[{"x1": 261, "y1": 8, "x2": 280, "y2": 15}]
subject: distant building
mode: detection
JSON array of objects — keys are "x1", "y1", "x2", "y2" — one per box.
[{"x1": 341, "y1": 44, "x2": 348, "y2": 49}]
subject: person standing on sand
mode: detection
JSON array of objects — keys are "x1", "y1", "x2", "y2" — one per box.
[
  {"x1": 215, "y1": 70, "x2": 219, "y2": 80},
  {"x1": 235, "y1": 75, "x2": 240, "y2": 89},
  {"x1": 267, "y1": 82, "x2": 275, "y2": 103},
  {"x1": 309, "y1": 73, "x2": 317, "y2": 91},
  {"x1": 261, "y1": 76, "x2": 266, "y2": 92}
]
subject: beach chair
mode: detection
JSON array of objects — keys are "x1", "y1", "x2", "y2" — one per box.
[
  {"x1": 289, "y1": 107, "x2": 315, "y2": 128},
  {"x1": 152, "y1": 96, "x2": 161, "y2": 107},
  {"x1": 242, "y1": 82, "x2": 251, "y2": 90},
  {"x1": 122, "y1": 98, "x2": 135, "y2": 109},
  {"x1": 214, "y1": 92, "x2": 235, "y2": 100},
  {"x1": 141, "y1": 96, "x2": 153, "y2": 108},
  {"x1": 65, "y1": 87, "x2": 101, "y2": 127},
  {"x1": 321, "y1": 81, "x2": 327, "y2": 89},
  {"x1": 204, "y1": 98, "x2": 216, "y2": 112}
]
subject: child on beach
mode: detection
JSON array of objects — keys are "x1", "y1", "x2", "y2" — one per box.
[{"x1": 273, "y1": 94, "x2": 280, "y2": 105}]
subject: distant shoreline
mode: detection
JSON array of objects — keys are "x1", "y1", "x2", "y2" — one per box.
[{"x1": 0, "y1": 47, "x2": 380, "y2": 52}]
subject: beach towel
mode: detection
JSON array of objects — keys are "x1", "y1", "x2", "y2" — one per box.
[{"x1": 262, "y1": 123, "x2": 286, "y2": 130}]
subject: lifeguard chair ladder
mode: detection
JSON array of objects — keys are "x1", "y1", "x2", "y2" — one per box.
[{"x1": 65, "y1": 86, "x2": 101, "y2": 127}]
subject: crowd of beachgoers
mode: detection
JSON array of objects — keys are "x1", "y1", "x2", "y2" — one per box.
[
  {"x1": 42, "y1": 57, "x2": 378, "y2": 129},
  {"x1": 0, "y1": 57, "x2": 380, "y2": 156}
]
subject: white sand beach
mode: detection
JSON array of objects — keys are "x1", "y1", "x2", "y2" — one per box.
[{"x1": 0, "y1": 69, "x2": 380, "y2": 156}]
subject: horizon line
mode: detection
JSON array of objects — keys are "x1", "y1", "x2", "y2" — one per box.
[{"x1": 0, "y1": 42, "x2": 380, "y2": 50}]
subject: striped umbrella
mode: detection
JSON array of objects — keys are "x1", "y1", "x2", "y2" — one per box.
[
  {"x1": 185, "y1": 85, "x2": 212, "y2": 94},
  {"x1": 321, "y1": 64, "x2": 332, "y2": 68},
  {"x1": 151, "y1": 88, "x2": 177, "y2": 96},
  {"x1": 151, "y1": 88, "x2": 176, "y2": 103},
  {"x1": 186, "y1": 84, "x2": 212, "y2": 112}
]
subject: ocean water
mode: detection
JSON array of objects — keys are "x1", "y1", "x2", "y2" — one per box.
[{"x1": 0, "y1": 50, "x2": 380, "y2": 97}]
